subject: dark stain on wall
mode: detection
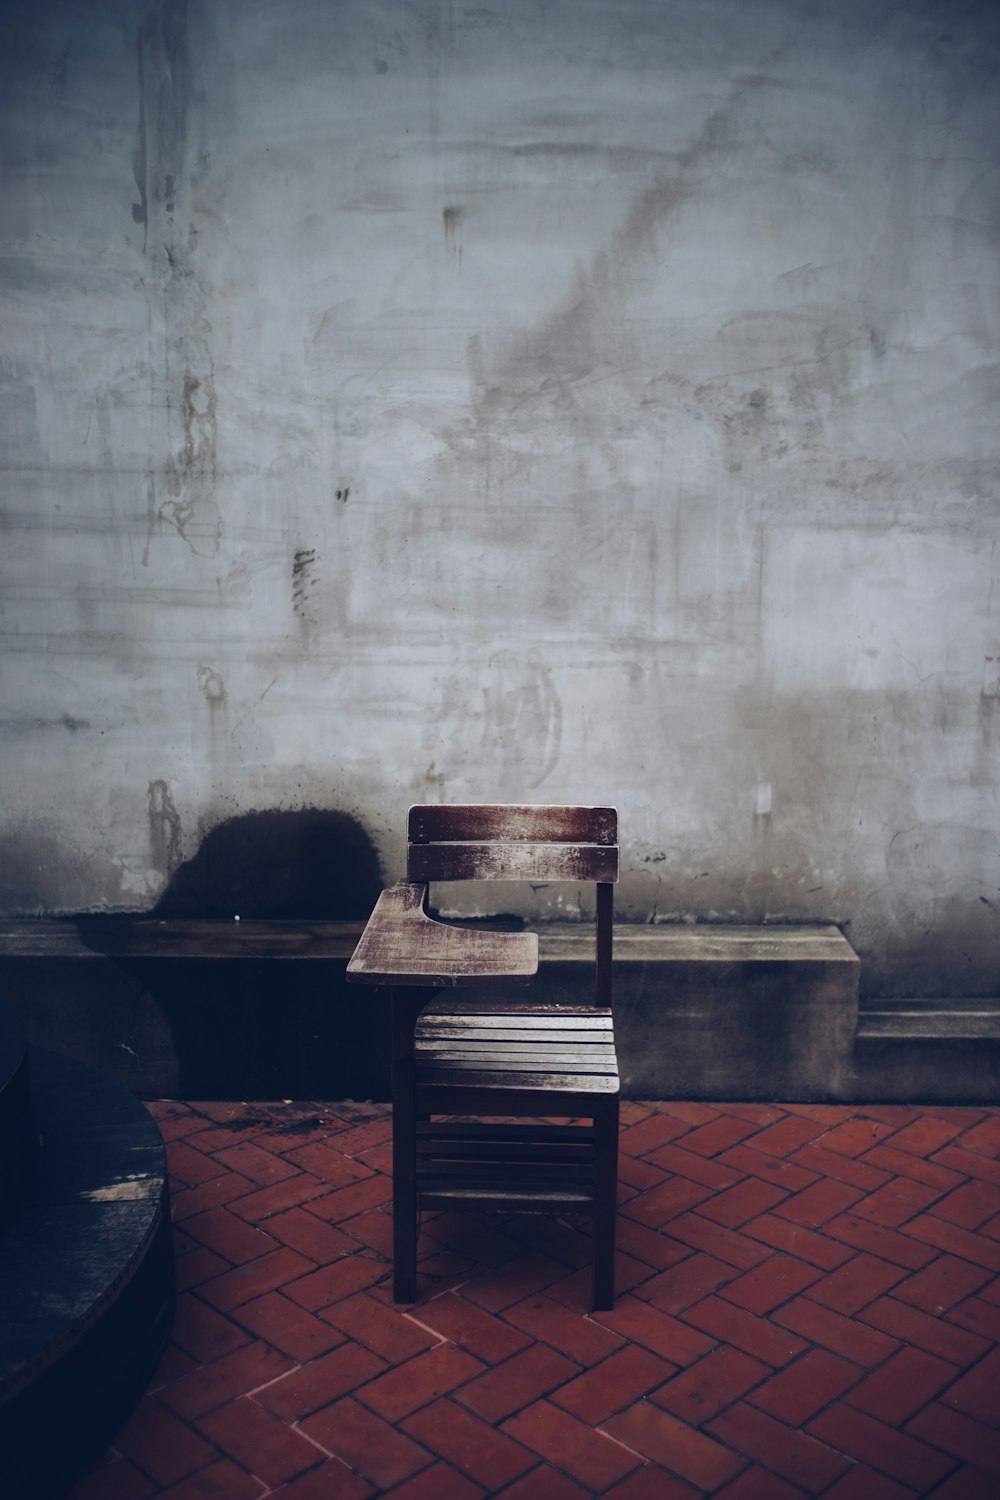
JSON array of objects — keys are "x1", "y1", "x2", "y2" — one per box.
[
  {"x1": 153, "y1": 807, "x2": 382, "y2": 920},
  {"x1": 147, "y1": 780, "x2": 182, "y2": 874}
]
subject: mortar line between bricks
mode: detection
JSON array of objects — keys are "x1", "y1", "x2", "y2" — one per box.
[{"x1": 401, "y1": 1311, "x2": 451, "y2": 1344}]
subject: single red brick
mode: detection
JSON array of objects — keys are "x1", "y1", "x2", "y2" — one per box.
[
  {"x1": 719, "y1": 1103, "x2": 788, "y2": 1127},
  {"x1": 403, "y1": 1398, "x2": 535, "y2": 1490},
  {"x1": 890, "y1": 1117, "x2": 969, "y2": 1157},
  {"x1": 615, "y1": 1217, "x2": 694, "y2": 1271},
  {"x1": 167, "y1": 1140, "x2": 229, "y2": 1187},
  {"x1": 233, "y1": 1290, "x2": 345, "y2": 1362},
  {"x1": 261, "y1": 1205, "x2": 358, "y2": 1262},
  {"x1": 948, "y1": 1294, "x2": 1000, "y2": 1344},
  {"x1": 852, "y1": 1177, "x2": 942, "y2": 1226},
  {"x1": 619, "y1": 1112, "x2": 694, "y2": 1156},
  {"x1": 502, "y1": 1399, "x2": 640, "y2": 1489},
  {"x1": 818, "y1": 1118, "x2": 901, "y2": 1157},
  {"x1": 734, "y1": 1114, "x2": 829, "y2": 1159},
  {"x1": 953, "y1": 1115, "x2": 1000, "y2": 1155},
  {"x1": 196, "y1": 1396, "x2": 324, "y2": 1488},
  {"x1": 284, "y1": 1251, "x2": 384, "y2": 1311},
  {"x1": 940, "y1": 1344, "x2": 1000, "y2": 1425},
  {"x1": 416, "y1": 1290, "x2": 531, "y2": 1363},
  {"x1": 781, "y1": 1104, "x2": 852, "y2": 1124},
  {"x1": 697, "y1": 1178, "x2": 789, "y2": 1229},
  {"x1": 645, "y1": 1142, "x2": 745, "y2": 1190},
  {"x1": 170, "y1": 1294, "x2": 253, "y2": 1364},
  {"x1": 258, "y1": 1340, "x2": 387, "y2": 1420},
  {"x1": 683, "y1": 1295, "x2": 807, "y2": 1368},
  {"x1": 322, "y1": 1116, "x2": 394, "y2": 1157},
  {"x1": 160, "y1": 1338, "x2": 294, "y2": 1419},
  {"x1": 460, "y1": 1252, "x2": 571, "y2": 1312},
  {"x1": 638, "y1": 1253, "x2": 735, "y2": 1314},
  {"x1": 711, "y1": 1465, "x2": 805, "y2": 1500},
  {"x1": 487, "y1": 1465, "x2": 592, "y2": 1500},
  {"x1": 183, "y1": 1206, "x2": 279, "y2": 1265},
  {"x1": 322, "y1": 1290, "x2": 438, "y2": 1362},
  {"x1": 719, "y1": 1254, "x2": 822, "y2": 1314},
  {"x1": 933, "y1": 1179, "x2": 1000, "y2": 1230},
  {"x1": 340, "y1": 1207, "x2": 396, "y2": 1258},
  {"x1": 251, "y1": 1457, "x2": 375, "y2": 1499},
  {"x1": 709, "y1": 1402, "x2": 850, "y2": 1491},
  {"x1": 213, "y1": 1141, "x2": 301, "y2": 1185},
  {"x1": 172, "y1": 1173, "x2": 257, "y2": 1222},
  {"x1": 593, "y1": 1293, "x2": 715, "y2": 1366},
  {"x1": 676, "y1": 1116, "x2": 760, "y2": 1158},
  {"x1": 668, "y1": 1211, "x2": 773, "y2": 1270},
  {"x1": 818, "y1": 1465, "x2": 915, "y2": 1500},
  {"x1": 504, "y1": 1293, "x2": 625, "y2": 1365},
  {"x1": 600, "y1": 1465, "x2": 702, "y2": 1500},
  {"x1": 788, "y1": 1145, "x2": 889, "y2": 1194},
  {"x1": 357, "y1": 1342, "x2": 483, "y2": 1422},
  {"x1": 894, "y1": 1254, "x2": 994, "y2": 1314},
  {"x1": 604, "y1": 1401, "x2": 743, "y2": 1490},
  {"x1": 176, "y1": 1248, "x2": 231, "y2": 1293},
  {"x1": 744, "y1": 1212, "x2": 855, "y2": 1270},
  {"x1": 114, "y1": 1398, "x2": 217, "y2": 1488},
  {"x1": 551, "y1": 1344, "x2": 671, "y2": 1425},
  {"x1": 660, "y1": 1101, "x2": 724, "y2": 1126},
  {"x1": 306, "y1": 1175, "x2": 392, "y2": 1222},
  {"x1": 933, "y1": 1145, "x2": 1000, "y2": 1187},
  {"x1": 747, "y1": 1347, "x2": 861, "y2": 1425},
  {"x1": 809, "y1": 1402, "x2": 955, "y2": 1489},
  {"x1": 862, "y1": 1294, "x2": 990, "y2": 1365},
  {"x1": 300, "y1": 1397, "x2": 431, "y2": 1490},
  {"x1": 773, "y1": 1296, "x2": 899, "y2": 1368},
  {"x1": 716, "y1": 1145, "x2": 819, "y2": 1195},
  {"x1": 773, "y1": 1179, "x2": 865, "y2": 1228},
  {"x1": 200, "y1": 1247, "x2": 316, "y2": 1312},
  {"x1": 844, "y1": 1345, "x2": 959, "y2": 1425},
  {"x1": 284, "y1": 1140, "x2": 376, "y2": 1188},
  {"x1": 456, "y1": 1344, "x2": 578, "y2": 1423},
  {"x1": 822, "y1": 1212, "x2": 937, "y2": 1270},
  {"x1": 651, "y1": 1346, "x2": 769, "y2": 1424},
  {"x1": 226, "y1": 1173, "x2": 328, "y2": 1223},
  {"x1": 906, "y1": 1402, "x2": 1000, "y2": 1478},
  {"x1": 619, "y1": 1176, "x2": 715, "y2": 1227},
  {"x1": 152, "y1": 1457, "x2": 264, "y2": 1500},
  {"x1": 862, "y1": 1144, "x2": 963, "y2": 1192},
  {"x1": 905, "y1": 1215, "x2": 1000, "y2": 1271},
  {"x1": 804, "y1": 1252, "x2": 907, "y2": 1314}
]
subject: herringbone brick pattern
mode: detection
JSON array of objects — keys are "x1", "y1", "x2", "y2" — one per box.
[{"x1": 68, "y1": 1100, "x2": 1000, "y2": 1499}]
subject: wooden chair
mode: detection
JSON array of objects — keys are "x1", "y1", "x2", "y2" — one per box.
[{"x1": 347, "y1": 803, "x2": 620, "y2": 1310}]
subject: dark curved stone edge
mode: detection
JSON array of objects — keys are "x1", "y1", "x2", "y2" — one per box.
[
  {"x1": 0, "y1": 1000, "x2": 32, "y2": 1233},
  {"x1": 0, "y1": 1050, "x2": 175, "y2": 1498}
]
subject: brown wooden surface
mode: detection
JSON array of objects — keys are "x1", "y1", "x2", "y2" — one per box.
[
  {"x1": 407, "y1": 841, "x2": 619, "y2": 884},
  {"x1": 408, "y1": 804, "x2": 617, "y2": 844},
  {"x1": 345, "y1": 882, "x2": 538, "y2": 987}
]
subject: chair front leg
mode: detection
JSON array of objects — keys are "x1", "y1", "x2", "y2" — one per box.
[
  {"x1": 592, "y1": 1095, "x2": 619, "y2": 1311},
  {"x1": 391, "y1": 989, "x2": 429, "y2": 1303}
]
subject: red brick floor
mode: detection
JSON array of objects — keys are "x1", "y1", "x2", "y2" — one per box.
[{"x1": 67, "y1": 1100, "x2": 1000, "y2": 1500}]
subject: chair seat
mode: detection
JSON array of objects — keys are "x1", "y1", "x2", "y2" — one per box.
[{"x1": 414, "y1": 1000, "x2": 620, "y2": 1094}]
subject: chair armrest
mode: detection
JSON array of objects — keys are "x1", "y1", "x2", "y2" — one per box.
[{"x1": 346, "y1": 882, "x2": 538, "y2": 988}]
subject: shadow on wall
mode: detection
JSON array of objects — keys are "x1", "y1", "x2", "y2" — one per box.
[
  {"x1": 80, "y1": 809, "x2": 389, "y2": 1100},
  {"x1": 153, "y1": 808, "x2": 383, "y2": 919}
]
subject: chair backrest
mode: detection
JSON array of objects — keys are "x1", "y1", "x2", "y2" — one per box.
[{"x1": 406, "y1": 804, "x2": 618, "y2": 1004}]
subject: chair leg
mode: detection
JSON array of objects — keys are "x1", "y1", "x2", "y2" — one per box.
[
  {"x1": 592, "y1": 1097, "x2": 619, "y2": 1311},
  {"x1": 391, "y1": 994, "x2": 422, "y2": 1303}
]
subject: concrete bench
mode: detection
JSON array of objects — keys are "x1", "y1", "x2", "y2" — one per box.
[{"x1": 0, "y1": 917, "x2": 861, "y2": 1103}]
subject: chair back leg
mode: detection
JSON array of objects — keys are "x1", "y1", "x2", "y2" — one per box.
[{"x1": 592, "y1": 1096, "x2": 619, "y2": 1310}]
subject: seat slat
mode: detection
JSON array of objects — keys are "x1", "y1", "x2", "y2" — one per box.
[
  {"x1": 418, "y1": 1027, "x2": 613, "y2": 1043},
  {"x1": 418, "y1": 1159, "x2": 594, "y2": 1182},
  {"x1": 417, "y1": 1047, "x2": 616, "y2": 1067},
  {"x1": 418, "y1": 1186, "x2": 595, "y2": 1211},
  {"x1": 421, "y1": 1003, "x2": 612, "y2": 1020},
  {"x1": 416, "y1": 1141, "x2": 593, "y2": 1163},
  {"x1": 415, "y1": 1122, "x2": 594, "y2": 1143},
  {"x1": 417, "y1": 1068, "x2": 619, "y2": 1092}
]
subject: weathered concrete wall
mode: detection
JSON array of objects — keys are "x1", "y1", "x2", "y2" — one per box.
[{"x1": 2, "y1": 0, "x2": 998, "y2": 996}]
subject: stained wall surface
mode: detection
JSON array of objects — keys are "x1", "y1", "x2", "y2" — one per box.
[{"x1": 1, "y1": 0, "x2": 998, "y2": 995}]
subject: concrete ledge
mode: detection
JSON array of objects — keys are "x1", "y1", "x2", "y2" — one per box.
[{"x1": 1, "y1": 918, "x2": 861, "y2": 1103}]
